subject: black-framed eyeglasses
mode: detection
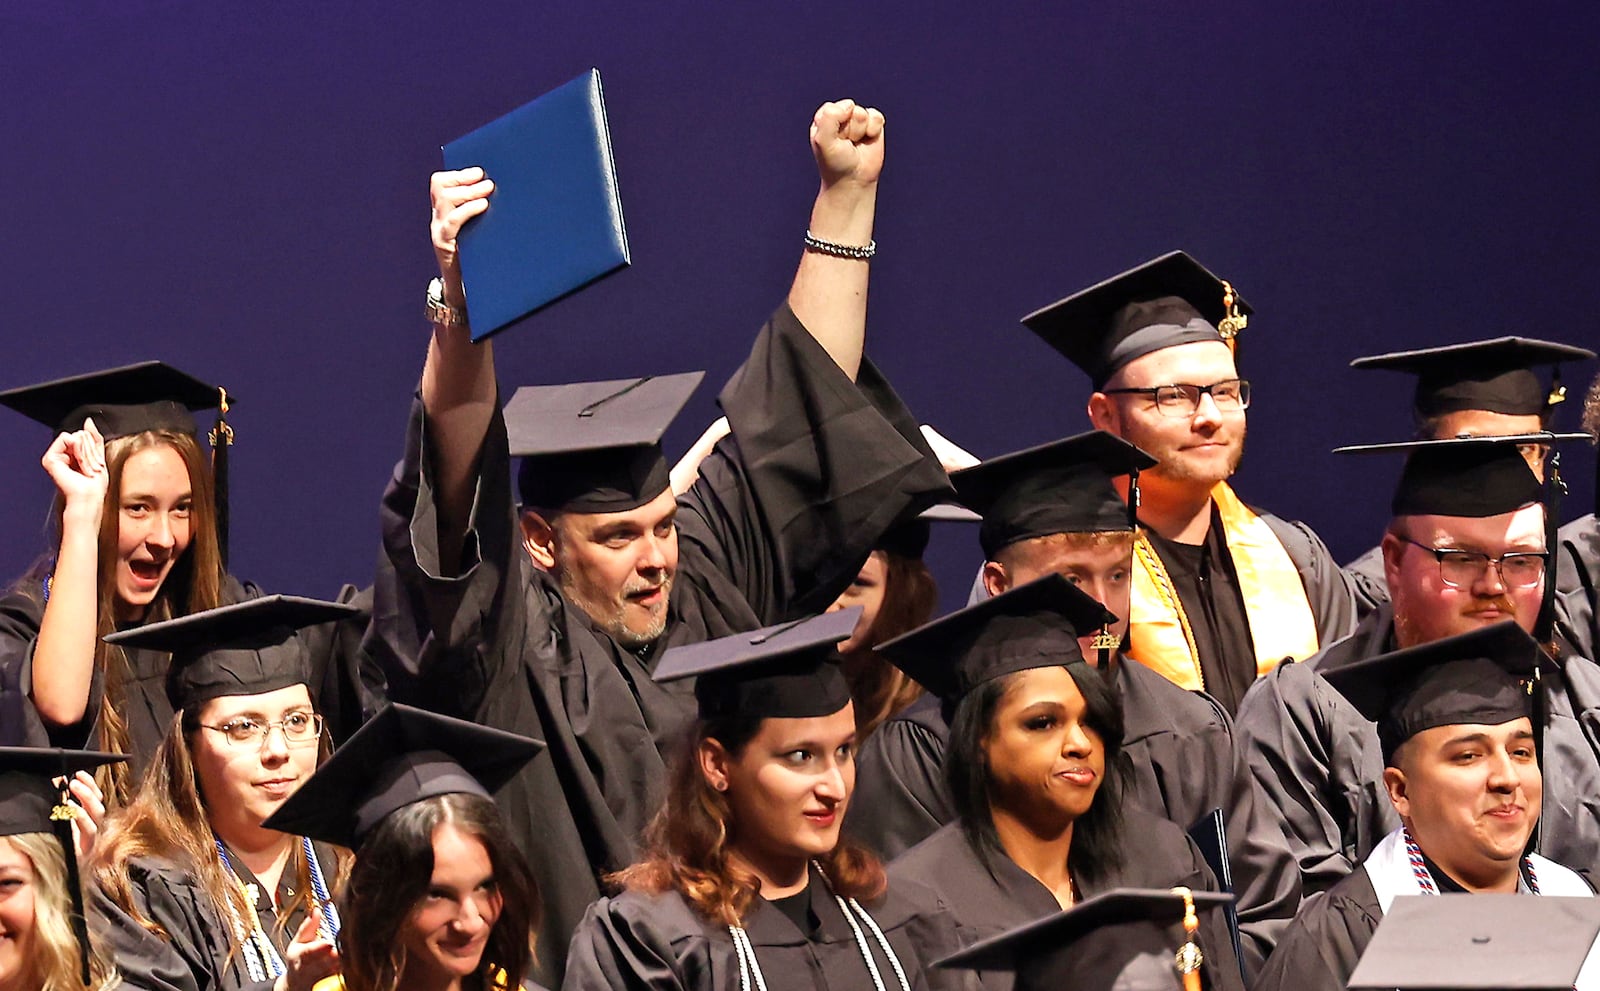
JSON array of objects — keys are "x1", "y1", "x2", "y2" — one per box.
[
  {"x1": 198, "y1": 711, "x2": 325, "y2": 749},
  {"x1": 1101, "y1": 379, "x2": 1250, "y2": 418},
  {"x1": 1398, "y1": 537, "x2": 1548, "y2": 589}
]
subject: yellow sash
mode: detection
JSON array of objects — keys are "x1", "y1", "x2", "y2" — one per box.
[{"x1": 1128, "y1": 482, "x2": 1321, "y2": 691}]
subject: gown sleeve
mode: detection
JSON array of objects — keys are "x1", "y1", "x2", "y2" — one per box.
[
  {"x1": 1249, "y1": 877, "x2": 1381, "y2": 991},
  {"x1": 846, "y1": 709, "x2": 953, "y2": 861},
  {"x1": 0, "y1": 585, "x2": 99, "y2": 749},
  {"x1": 1558, "y1": 515, "x2": 1600, "y2": 665},
  {"x1": 561, "y1": 895, "x2": 709, "y2": 991},
  {"x1": 677, "y1": 301, "x2": 953, "y2": 623}
]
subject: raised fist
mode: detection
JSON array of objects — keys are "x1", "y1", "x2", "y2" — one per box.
[{"x1": 810, "y1": 99, "x2": 885, "y2": 189}]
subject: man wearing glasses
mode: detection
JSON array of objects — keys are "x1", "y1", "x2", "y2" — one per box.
[
  {"x1": 1235, "y1": 435, "x2": 1600, "y2": 896},
  {"x1": 1022, "y1": 251, "x2": 1361, "y2": 715}
]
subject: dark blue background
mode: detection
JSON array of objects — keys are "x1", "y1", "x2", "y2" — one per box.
[{"x1": 4, "y1": 1, "x2": 1596, "y2": 612}]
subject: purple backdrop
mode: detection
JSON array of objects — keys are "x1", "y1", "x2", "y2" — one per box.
[{"x1": 3, "y1": 1, "x2": 1596, "y2": 613}]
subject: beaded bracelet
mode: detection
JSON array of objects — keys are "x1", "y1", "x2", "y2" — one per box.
[{"x1": 804, "y1": 230, "x2": 877, "y2": 259}]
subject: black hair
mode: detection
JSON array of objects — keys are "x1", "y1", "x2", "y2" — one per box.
[{"x1": 945, "y1": 662, "x2": 1126, "y2": 888}]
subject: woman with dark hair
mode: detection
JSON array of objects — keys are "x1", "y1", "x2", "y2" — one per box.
[
  {"x1": 264, "y1": 703, "x2": 546, "y2": 991},
  {"x1": 563, "y1": 609, "x2": 963, "y2": 991},
  {"x1": 89, "y1": 595, "x2": 360, "y2": 991},
  {"x1": 879, "y1": 576, "x2": 1243, "y2": 991},
  {"x1": 0, "y1": 364, "x2": 232, "y2": 791}
]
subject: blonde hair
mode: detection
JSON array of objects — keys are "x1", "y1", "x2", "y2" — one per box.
[
  {"x1": 5, "y1": 833, "x2": 119, "y2": 991},
  {"x1": 28, "y1": 429, "x2": 226, "y2": 804}
]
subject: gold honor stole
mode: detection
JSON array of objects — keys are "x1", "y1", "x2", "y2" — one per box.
[{"x1": 1128, "y1": 482, "x2": 1321, "y2": 691}]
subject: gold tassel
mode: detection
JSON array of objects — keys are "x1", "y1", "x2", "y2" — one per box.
[
  {"x1": 1217, "y1": 281, "x2": 1248, "y2": 357},
  {"x1": 1171, "y1": 886, "x2": 1203, "y2": 991}
]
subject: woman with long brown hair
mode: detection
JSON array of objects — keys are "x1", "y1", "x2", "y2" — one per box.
[
  {"x1": 0, "y1": 363, "x2": 232, "y2": 797},
  {"x1": 264, "y1": 704, "x2": 546, "y2": 991},
  {"x1": 563, "y1": 609, "x2": 962, "y2": 991},
  {"x1": 89, "y1": 595, "x2": 358, "y2": 991}
]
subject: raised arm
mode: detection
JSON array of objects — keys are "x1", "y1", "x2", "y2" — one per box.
[
  {"x1": 421, "y1": 167, "x2": 499, "y2": 574},
  {"x1": 787, "y1": 99, "x2": 883, "y2": 382},
  {"x1": 30, "y1": 418, "x2": 108, "y2": 728}
]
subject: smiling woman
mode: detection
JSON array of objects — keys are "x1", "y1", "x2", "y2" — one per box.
[
  {"x1": 563, "y1": 610, "x2": 966, "y2": 991},
  {"x1": 88, "y1": 596, "x2": 359, "y2": 991},
  {"x1": 0, "y1": 363, "x2": 232, "y2": 796}
]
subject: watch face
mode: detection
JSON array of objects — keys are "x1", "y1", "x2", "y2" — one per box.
[{"x1": 427, "y1": 278, "x2": 444, "y2": 304}]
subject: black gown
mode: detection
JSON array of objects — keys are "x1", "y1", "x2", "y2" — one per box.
[
  {"x1": 0, "y1": 577, "x2": 379, "y2": 762},
  {"x1": 372, "y1": 303, "x2": 952, "y2": 986},
  {"x1": 847, "y1": 657, "x2": 1299, "y2": 974},
  {"x1": 887, "y1": 811, "x2": 1244, "y2": 991},
  {"x1": 1235, "y1": 601, "x2": 1600, "y2": 894},
  {"x1": 1248, "y1": 867, "x2": 1382, "y2": 991},
  {"x1": 91, "y1": 841, "x2": 342, "y2": 991},
  {"x1": 1559, "y1": 514, "x2": 1600, "y2": 665},
  {"x1": 1138, "y1": 506, "x2": 1360, "y2": 715},
  {"x1": 562, "y1": 862, "x2": 965, "y2": 991}
]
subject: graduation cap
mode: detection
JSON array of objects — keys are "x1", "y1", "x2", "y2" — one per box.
[
  {"x1": 874, "y1": 574, "x2": 1118, "y2": 702},
  {"x1": 873, "y1": 503, "x2": 982, "y2": 560},
  {"x1": 102, "y1": 594, "x2": 362, "y2": 712},
  {"x1": 1320, "y1": 621, "x2": 1541, "y2": 763},
  {"x1": 951, "y1": 430, "x2": 1156, "y2": 558},
  {"x1": 0, "y1": 747, "x2": 127, "y2": 984},
  {"x1": 1023, "y1": 252, "x2": 1252, "y2": 389},
  {"x1": 1350, "y1": 337, "x2": 1595, "y2": 420},
  {"x1": 507, "y1": 371, "x2": 703, "y2": 514},
  {"x1": 1347, "y1": 893, "x2": 1600, "y2": 990},
  {"x1": 1335, "y1": 433, "x2": 1590, "y2": 518},
  {"x1": 0, "y1": 361, "x2": 238, "y2": 562},
  {"x1": 654, "y1": 609, "x2": 858, "y2": 721},
  {"x1": 261, "y1": 703, "x2": 543, "y2": 850},
  {"x1": 934, "y1": 887, "x2": 1236, "y2": 991}
]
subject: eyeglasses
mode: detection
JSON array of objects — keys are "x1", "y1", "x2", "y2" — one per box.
[
  {"x1": 198, "y1": 711, "x2": 324, "y2": 748},
  {"x1": 1398, "y1": 538, "x2": 1548, "y2": 589},
  {"x1": 1101, "y1": 379, "x2": 1251, "y2": 418}
]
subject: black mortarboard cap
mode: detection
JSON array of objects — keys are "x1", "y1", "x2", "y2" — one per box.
[
  {"x1": 1350, "y1": 337, "x2": 1595, "y2": 419},
  {"x1": 0, "y1": 748, "x2": 128, "y2": 984},
  {"x1": 1347, "y1": 893, "x2": 1600, "y2": 990},
  {"x1": 874, "y1": 503, "x2": 982, "y2": 560},
  {"x1": 654, "y1": 609, "x2": 857, "y2": 720},
  {"x1": 952, "y1": 431, "x2": 1156, "y2": 558},
  {"x1": 934, "y1": 887, "x2": 1236, "y2": 991},
  {"x1": 1321, "y1": 621, "x2": 1540, "y2": 763},
  {"x1": 1335, "y1": 433, "x2": 1588, "y2": 518},
  {"x1": 262, "y1": 703, "x2": 543, "y2": 849},
  {"x1": 102, "y1": 594, "x2": 362, "y2": 711},
  {"x1": 1023, "y1": 252, "x2": 1252, "y2": 388},
  {"x1": 508, "y1": 371, "x2": 703, "y2": 514},
  {"x1": 0, "y1": 361, "x2": 227, "y2": 439},
  {"x1": 874, "y1": 574, "x2": 1118, "y2": 702}
]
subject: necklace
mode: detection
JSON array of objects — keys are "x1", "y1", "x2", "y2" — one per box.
[{"x1": 728, "y1": 862, "x2": 911, "y2": 991}]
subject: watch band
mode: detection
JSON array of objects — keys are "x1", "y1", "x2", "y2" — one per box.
[{"x1": 425, "y1": 277, "x2": 469, "y2": 328}]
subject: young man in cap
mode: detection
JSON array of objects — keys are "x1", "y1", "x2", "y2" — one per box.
[
  {"x1": 373, "y1": 100, "x2": 951, "y2": 982},
  {"x1": 1026, "y1": 252, "x2": 1360, "y2": 714},
  {"x1": 1557, "y1": 371, "x2": 1600, "y2": 663},
  {"x1": 1343, "y1": 336, "x2": 1595, "y2": 596},
  {"x1": 1253, "y1": 623, "x2": 1596, "y2": 991},
  {"x1": 1235, "y1": 436, "x2": 1600, "y2": 898},
  {"x1": 852, "y1": 431, "x2": 1300, "y2": 973}
]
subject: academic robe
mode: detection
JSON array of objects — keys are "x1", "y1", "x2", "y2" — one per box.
[
  {"x1": 372, "y1": 302, "x2": 952, "y2": 986},
  {"x1": 887, "y1": 812, "x2": 1244, "y2": 991},
  {"x1": 1253, "y1": 828, "x2": 1597, "y2": 991},
  {"x1": 562, "y1": 863, "x2": 965, "y2": 991},
  {"x1": 1137, "y1": 506, "x2": 1359, "y2": 715},
  {"x1": 1340, "y1": 543, "x2": 1393, "y2": 615},
  {"x1": 0, "y1": 578, "x2": 379, "y2": 764},
  {"x1": 1235, "y1": 602, "x2": 1600, "y2": 895},
  {"x1": 847, "y1": 658, "x2": 1300, "y2": 974},
  {"x1": 1559, "y1": 514, "x2": 1600, "y2": 664},
  {"x1": 91, "y1": 842, "x2": 342, "y2": 991}
]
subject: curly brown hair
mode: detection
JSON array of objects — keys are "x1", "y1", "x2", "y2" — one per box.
[{"x1": 610, "y1": 712, "x2": 886, "y2": 927}]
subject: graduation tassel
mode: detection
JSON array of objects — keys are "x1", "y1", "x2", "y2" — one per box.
[
  {"x1": 50, "y1": 799, "x2": 93, "y2": 985},
  {"x1": 209, "y1": 387, "x2": 234, "y2": 570},
  {"x1": 1217, "y1": 281, "x2": 1248, "y2": 359},
  {"x1": 1171, "y1": 886, "x2": 1204, "y2": 991}
]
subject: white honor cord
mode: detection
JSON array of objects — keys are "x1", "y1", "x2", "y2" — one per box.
[
  {"x1": 841, "y1": 896, "x2": 912, "y2": 991},
  {"x1": 729, "y1": 924, "x2": 770, "y2": 991}
]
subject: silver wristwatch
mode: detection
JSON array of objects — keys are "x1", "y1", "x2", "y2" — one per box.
[{"x1": 425, "y1": 277, "x2": 469, "y2": 328}]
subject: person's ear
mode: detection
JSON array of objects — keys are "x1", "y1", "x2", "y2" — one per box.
[
  {"x1": 1087, "y1": 392, "x2": 1117, "y2": 432},
  {"x1": 981, "y1": 560, "x2": 1010, "y2": 599},
  {"x1": 1383, "y1": 764, "x2": 1410, "y2": 819},
  {"x1": 520, "y1": 510, "x2": 559, "y2": 571},
  {"x1": 698, "y1": 737, "x2": 731, "y2": 793}
]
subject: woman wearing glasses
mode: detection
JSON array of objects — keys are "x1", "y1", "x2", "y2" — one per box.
[{"x1": 89, "y1": 595, "x2": 360, "y2": 991}]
